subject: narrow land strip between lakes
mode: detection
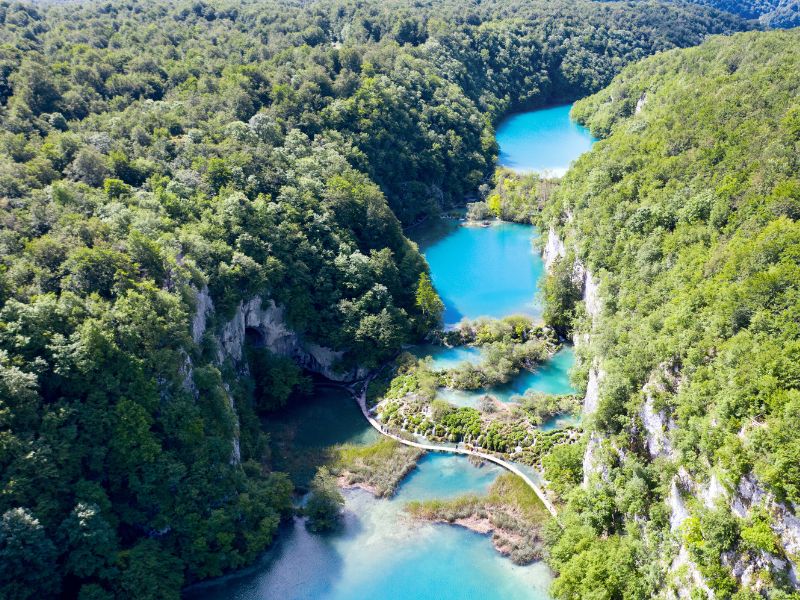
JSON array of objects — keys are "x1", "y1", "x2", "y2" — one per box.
[{"x1": 346, "y1": 379, "x2": 560, "y2": 518}]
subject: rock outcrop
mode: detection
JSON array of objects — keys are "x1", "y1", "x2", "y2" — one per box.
[
  {"x1": 543, "y1": 226, "x2": 566, "y2": 270},
  {"x1": 635, "y1": 92, "x2": 648, "y2": 114},
  {"x1": 184, "y1": 288, "x2": 367, "y2": 466},
  {"x1": 200, "y1": 294, "x2": 366, "y2": 383},
  {"x1": 731, "y1": 473, "x2": 800, "y2": 586}
]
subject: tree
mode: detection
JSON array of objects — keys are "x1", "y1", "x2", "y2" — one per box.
[
  {"x1": 543, "y1": 441, "x2": 584, "y2": 499},
  {"x1": 58, "y1": 502, "x2": 118, "y2": 581},
  {"x1": 0, "y1": 508, "x2": 61, "y2": 599},
  {"x1": 304, "y1": 467, "x2": 344, "y2": 533},
  {"x1": 415, "y1": 272, "x2": 444, "y2": 330},
  {"x1": 103, "y1": 178, "x2": 132, "y2": 199},
  {"x1": 541, "y1": 255, "x2": 582, "y2": 336},
  {"x1": 246, "y1": 347, "x2": 310, "y2": 412},
  {"x1": 117, "y1": 539, "x2": 184, "y2": 600},
  {"x1": 67, "y1": 147, "x2": 110, "y2": 187}
]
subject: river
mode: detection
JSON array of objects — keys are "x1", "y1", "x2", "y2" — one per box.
[{"x1": 185, "y1": 103, "x2": 592, "y2": 600}]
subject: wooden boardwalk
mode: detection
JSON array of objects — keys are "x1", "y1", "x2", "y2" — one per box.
[{"x1": 350, "y1": 382, "x2": 559, "y2": 518}]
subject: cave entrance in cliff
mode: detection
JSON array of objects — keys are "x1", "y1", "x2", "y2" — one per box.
[{"x1": 244, "y1": 326, "x2": 266, "y2": 349}]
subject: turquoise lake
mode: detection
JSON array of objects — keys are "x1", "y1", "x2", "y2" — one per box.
[
  {"x1": 185, "y1": 103, "x2": 598, "y2": 600},
  {"x1": 411, "y1": 220, "x2": 544, "y2": 326},
  {"x1": 496, "y1": 104, "x2": 595, "y2": 176},
  {"x1": 411, "y1": 344, "x2": 484, "y2": 369},
  {"x1": 437, "y1": 346, "x2": 577, "y2": 407},
  {"x1": 187, "y1": 393, "x2": 553, "y2": 600}
]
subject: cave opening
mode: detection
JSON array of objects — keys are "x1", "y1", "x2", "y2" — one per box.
[{"x1": 244, "y1": 326, "x2": 266, "y2": 348}]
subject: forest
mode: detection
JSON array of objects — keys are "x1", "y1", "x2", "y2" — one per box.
[
  {"x1": 542, "y1": 28, "x2": 800, "y2": 599},
  {"x1": 666, "y1": 0, "x2": 800, "y2": 27},
  {"x1": 0, "y1": 0, "x2": 780, "y2": 598}
]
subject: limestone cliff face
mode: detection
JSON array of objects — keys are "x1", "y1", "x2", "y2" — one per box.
[
  {"x1": 192, "y1": 285, "x2": 214, "y2": 345},
  {"x1": 543, "y1": 226, "x2": 566, "y2": 271},
  {"x1": 664, "y1": 467, "x2": 800, "y2": 595},
  {"x1": 640, "y1": 366, "x2": 679, "y2": 461},
  {"x1": 578, "y1": 265, "x2": 605, "y2": 485},
  {"x1": 731, "y1": 474, "x2": 800, "y2": 587},
  {"x1": 195, "y1": 292, "x2": 366, "y2": 383},
  {"x1": 541, "y1": 225, "x2": 605, "y2": 483},
  {"x1": 183, "y1": 288, "x2": 367, "y2": 465}
]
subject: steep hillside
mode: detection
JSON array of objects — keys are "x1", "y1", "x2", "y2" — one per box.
[
  {"x1": 671, "y1": 0, "x2": 800, "y2": 27},
  {"x1": 542, "y1": 29, "x2": 800, "y2": 598},
  {"x1": 0, "y1": 1, "x2": 750, "y2": 598}
]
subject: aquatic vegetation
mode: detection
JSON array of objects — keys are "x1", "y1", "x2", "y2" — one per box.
[
  {"x1": 334, "y1": 438, "x2": 424, "y2": 497},
  {"x1": 0, "y1": 0, "x2": 765, "y2": 594},
  {"x1": 516, "y1": 392, "x2": 582, "y2": 427},
  {"x1": 376, "y1": 383, "x2": 581, "y2": 468},
  {"x1": 406, "y1": 473, "x2": 552, "y2": 564}
]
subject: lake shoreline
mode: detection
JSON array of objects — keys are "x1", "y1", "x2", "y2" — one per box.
[
  {"x1": 192, "y1": 100, "x2": 597, "y2": 599},
  {"x1": 406, "y1": 472, "x2": 552, "y2": 565}
]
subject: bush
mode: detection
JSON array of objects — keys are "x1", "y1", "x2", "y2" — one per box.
[{"x1": 305, "y1": 467, "x2": 345, "y2": 533}]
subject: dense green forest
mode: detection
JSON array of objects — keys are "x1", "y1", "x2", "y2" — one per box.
[
  {"x1": 0, "y1": 0, "x2": 753, "y2": 598},
  {"x1": 542, "y1": 29, "x2": 800, "y2": 598},
  {"x1": 665, "y1": 0, "x2": 800, "y2": 27}
]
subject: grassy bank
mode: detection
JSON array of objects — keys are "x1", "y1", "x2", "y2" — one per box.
[
  {"x1": 406, "y1": 472, "x2": 552, "y2": 564},
  {"x1": 334, "y1": 439, "x2": 424, "y2": 497}
]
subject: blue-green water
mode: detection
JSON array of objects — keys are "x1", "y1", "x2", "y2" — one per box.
[
  {"x1": 438, "y1": 347, "x2": 577, "y2": 407},
  {"x1": 412, "y1": 221, "x2": 543, "y2": 326},
  {"x1": 185, "y1": 103, "x2": 599, "y2": 600},
  {"x1": 496, "y1": 104, "x2": 595, "y2": 176},
  {"x1": 411, "y1": 344, "x2": 483, "y2": 370},
  {"x1": 262, "y1": 386, "x2": 380, "y2": 489},
  {"x1": 187, "y1": 452, "x2": 552, "y2": 600}
]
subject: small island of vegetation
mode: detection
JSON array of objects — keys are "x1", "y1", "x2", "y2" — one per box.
[{"x1": 406, "y1": 472, "x2": 552, "y2": 564}]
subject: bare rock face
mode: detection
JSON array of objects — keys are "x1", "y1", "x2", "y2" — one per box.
[
  {"x1": 669, "y1": 476, "x2": 690, "y2": 532},
  {"x1": 668, "y1": 469, "x2": 800, "y2": 592},
  {"x1": 724, "y1": 550, "x2": 795, "y2": 592},
  {"x1": 583, "y1": 270, "x2": 601, "y2": 323},
  {"x1": 192, "y1": 285, "x2": 214, "y2": 344},
  {"x1": 543, "y1": 226, "x2": 608, "y2": 485},
  {"x1": 640, "y1": 366, "x2": 679, "y2": 460},
  {"x1": 664, "y1": 470, "x2": 717, "y2": 599},
  {"x1": 217, "y1": 297, "x2": 295, "y2": 363},
  {"x1": 635, "y1": 92, "x2": 648, "y2": 114},
  {"x1": 543, "y1": 226, "x2": 566, "y2": 271},
  {"x1": 667, "y1": 546, "x2": 715, "y2": 599},
  {"x1": 582, "y1": 434, "x2": 606, "y2": 486},
  {"x1": 184, "y1": 288, "x2": 367, "y2": 466},
  {"x1": 732, "y1": 473, "x2": 800, "y2": 586},
  {"x1": 216, "y1": 296, "x2": 366, "y2": 382},
  {"x1": 583, "y1": 365, "x2": 602, "y2": 417}
]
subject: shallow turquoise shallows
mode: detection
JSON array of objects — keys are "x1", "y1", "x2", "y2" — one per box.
[
  {"x1": 412, "y1": 221, "x2": 544, "y2": 326},
  {"x1": 438, "y1": 346, "x2": 577, "y2": 407},
  {"x1": 187, "y1": 391, "x2": 555, "y2": 600},
  {"x1": 411, "y1": 344, "x2": 484, "y2": 370},
  {"x1": 496, "y1": 104, "x2": 595, "y2": 176},
  {"x1": 183, "y1": 102, "x2": 602, "y2": 600},
  {"x1": 187, "y1": 454, "x2": 552, "y2": 600}
]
